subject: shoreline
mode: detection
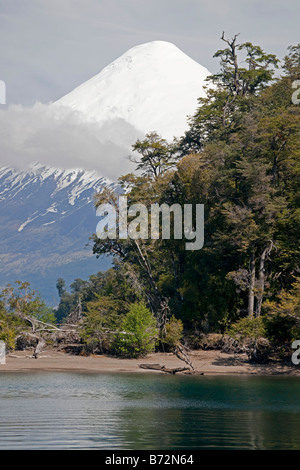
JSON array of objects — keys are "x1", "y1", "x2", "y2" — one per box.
[{"x1": 1, "y1": 349, "x2": 300, "y2": 376}]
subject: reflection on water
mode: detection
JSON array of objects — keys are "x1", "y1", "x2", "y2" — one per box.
[{"x1": 0, "y1": 372, "x2": 300, "y2": 449}]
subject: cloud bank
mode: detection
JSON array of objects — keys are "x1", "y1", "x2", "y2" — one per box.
[{"x1": 0, "y1": 103, "x2": 142, "y2": 181}]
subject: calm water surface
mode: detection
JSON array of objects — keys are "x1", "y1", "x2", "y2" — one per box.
[{"x1": 0, "y1": 372, "x2": 300, "y2": 450}]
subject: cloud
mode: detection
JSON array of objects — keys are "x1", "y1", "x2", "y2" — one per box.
[{"x1": 0, "y1": 102, "x2": 141, "y2": 180}]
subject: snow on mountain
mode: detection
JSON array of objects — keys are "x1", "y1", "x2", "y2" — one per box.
[
  {"x1": 0, "y1": 163, "x2": 116, "y2": 212},
  {"x1": 54, "y1": 41, "x2": 211, "y2": 141},
  {"x1": 0, "y1": 41, "x2": 211, "y2": 179},
  {"x1": 0, "y1": 164, "x2": 114, "y2": 303}
]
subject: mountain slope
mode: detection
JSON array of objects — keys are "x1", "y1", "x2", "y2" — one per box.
[
  {"x1": 0, "y1": 165, "x2": 115, "y2": 304},
  {"x1": 55, "y1": 41, "x2": 210, "y2": 140}
]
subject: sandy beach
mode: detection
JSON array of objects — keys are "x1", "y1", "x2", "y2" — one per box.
[{"x1": 1, "y1": 348, "x2": 299, "y2": 376}]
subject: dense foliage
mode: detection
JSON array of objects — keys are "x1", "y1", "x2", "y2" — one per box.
[{"x1": 91, "y1": 34, "x2": 300, "y2": 359}]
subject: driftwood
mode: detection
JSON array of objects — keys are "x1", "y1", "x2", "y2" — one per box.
[
  {"x1": 33, "y1": 338, "x2": 46, "y2": 359},
  {"x1": 174, "y1": 344, "x2": 195, "y2": 371},
  {"x1": 139, "y1": 363, "x2": 191, "y2": 374}
]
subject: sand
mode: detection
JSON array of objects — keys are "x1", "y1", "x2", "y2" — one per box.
[{"x1": 1, "y1": 349, "x2": 299, "y2": 376}]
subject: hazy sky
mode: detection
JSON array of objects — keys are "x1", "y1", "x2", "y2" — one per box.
[
  {"x1": 1, "y1": 0, "x2": 299, "y2": 106},
  {"x1": 0, "y1": 0, "x2": 299, "y2": 179}
]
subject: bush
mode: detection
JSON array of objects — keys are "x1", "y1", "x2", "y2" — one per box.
[
  {"x1": 264, "y1": 277, "x2": 300, "y2": 348},
  {"x1": 227, "y1": 316, "x2": 270, "y2": 363},
  {"x1": 114, "y1": 302, "x2": 158, "y2": 358},
  {"x1": 0, "y1": 324, "x2": 16, "y2": 350},
  {"x1": 160, "y1": 315, "x2": 183, "y2": 350},
  {"x1": 80, "y1": 296, "x2": 122, "y2": 354},
  {"x1": 0, "y1": 301, "x2": 23, "y2": 350}
]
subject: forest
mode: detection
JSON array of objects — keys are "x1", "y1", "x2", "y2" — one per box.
[{"x1": 1, "y1": 34, "x2": 299, "y2": 364}]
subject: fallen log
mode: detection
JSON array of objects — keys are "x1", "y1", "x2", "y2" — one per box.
[
  {"x1": 139, "y1": 363, "x2": 164, "y2": 370},
  {"x1": 139, "y1": 363, "x2": 191, "y2": 374},
  {"x1": 161, "y1": 366, "x2": 191, "y2": 374}
]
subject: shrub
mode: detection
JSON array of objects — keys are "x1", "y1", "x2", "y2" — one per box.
[
  {"x1": 114, "y1": 302, "x2": 158, "y2": 358},
  {"x1": 160, "y1": 315, "x2": 183, "y2": 349},
  {"x1": 228, "y1": 316, "x2": 269, "y2": 363},
  {"x1": 80, "y1": 296, "x2": 121, "y2": 354}
]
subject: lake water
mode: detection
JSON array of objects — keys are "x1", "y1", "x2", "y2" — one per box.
[{"x1": 0, "y1": 372, "x2": 300, "y2": 450}]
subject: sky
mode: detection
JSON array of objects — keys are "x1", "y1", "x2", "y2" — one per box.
[
  {"x1": 1, "y1": 0, "x2": 299, "y2": 106},
  {"x1": 0, "y1": 0, "x2": 299, "y2": 178}
]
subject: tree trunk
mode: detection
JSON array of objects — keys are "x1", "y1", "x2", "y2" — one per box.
[
  {"x1": 248, "y1": 250, "x2": 256, "y2": 317},
  {"x1": 256, "y1": 241, "x2": 273, "y2": 317},
  {"x1": 174, "y1": 344, "x2": 195, "y2": 371},
  {"x1": 33, "y1": 338, "x2": 46, "y2": 359},
  {"x1": 133, "y1": 239, "x2": 162, "y2": 310},
  {"x1": 256, "y1": 247, "x2": 267, "y2": 317}
]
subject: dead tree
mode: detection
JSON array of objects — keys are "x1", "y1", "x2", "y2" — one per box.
[
  {"x1": 33, "y1": 338, "x2": 46, "y2": 359},
  {"x1": 174, "y1": 344, "x2": 195, "y2": 371}
]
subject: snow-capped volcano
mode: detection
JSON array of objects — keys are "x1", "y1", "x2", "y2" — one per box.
[
  {"x1": 54, "y1": 41, "x2": 210, "y2": 140},
  {"x1": 0, "y1": 41, "x2": 211, "y2": 303},
  {"x1": 0, "y1": 41, "x2": 211, "y2": 179}
]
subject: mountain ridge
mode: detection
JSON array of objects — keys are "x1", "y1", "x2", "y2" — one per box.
[{"x1": 0, "y1": 164, "x2": 114, "y2": 303}]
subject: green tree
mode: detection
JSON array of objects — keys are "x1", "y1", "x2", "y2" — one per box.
[
  {"x1": 114, "y1": 302, "x2": 158, "y2": 357},
  {"x1": 80, "y1": 295, "x2": 122, "y2": 354},
  {"x1": 228, "y1": 316, "x2": 268, "y2": 363},
  {"x1": 132, "y1": 132, "x2": 177, "y2": 178},
  {"x1": 0, "y1": 298, "x2": 21, "y2": 349},
  {"x1": 178, "y1": 33, "x2": 278, "y2": 155},
  {"x1": 160, "y1": 315, "x2": 183, "y2": 350},
  {"x1": 264, "y1": 277, "x2": 300, "y2": 331},
  {"x1": 177, "y1": 36, "x2": 298, "y2": 322},
  {"x1": 1, "y1": 281, "x2": 58, "y2": 354},
  {"x1": 2, "y1": 281, "x2": 55, "y2": 326},
  {"x1": 56, "y1": 278, "x2": 66, "y2": 298}
]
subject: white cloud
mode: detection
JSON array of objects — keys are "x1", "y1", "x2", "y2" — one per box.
[{"x1": 0, "y1": 102, "x2": 141, "y2": 180}]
